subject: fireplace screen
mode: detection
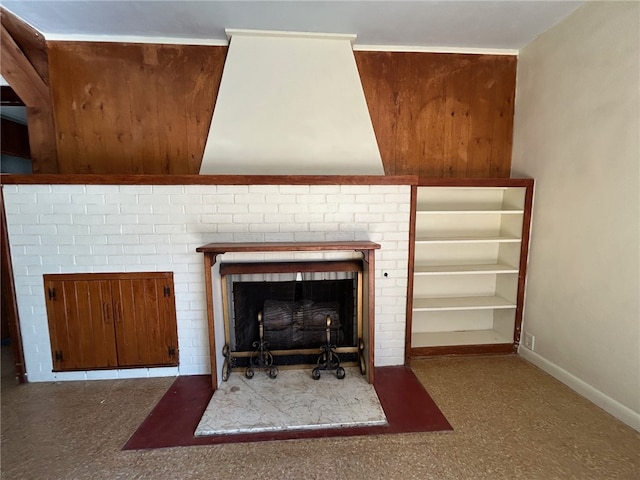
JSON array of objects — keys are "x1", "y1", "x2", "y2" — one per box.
[{"x1": 220, "y1": 262, "x2": 362, "y2": 371}]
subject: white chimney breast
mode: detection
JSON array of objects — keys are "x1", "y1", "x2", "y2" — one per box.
[{"x1": 200, "y1": 30, "x2": 385, "y2": 175}]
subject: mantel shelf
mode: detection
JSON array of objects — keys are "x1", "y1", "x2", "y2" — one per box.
[{"x1": 196, "y1": 241, "x2": 381, "y2": 256}]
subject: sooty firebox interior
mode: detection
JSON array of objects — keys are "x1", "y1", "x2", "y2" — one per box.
[{"x1": 232, "y1": 279, "x2": 356, "y2": 351}]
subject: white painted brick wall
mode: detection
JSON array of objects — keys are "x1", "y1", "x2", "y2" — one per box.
[{"x1": 3, "y1": 183, "x2": 411, "y2": 382}]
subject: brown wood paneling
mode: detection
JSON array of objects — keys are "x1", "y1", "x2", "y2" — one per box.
[
  {"x1": 489, "y1": 64, "x2": 517, "y2": 177},
  {"x1": 26, "y1": 39, "x2": 514, "y2": 177},
  {"x1": 47, "y1": 42, "x2": 226, "y2": 174},
  {"x1": 354, "y1": 52, "x2": 397, "y2": 175},
  {"x1": 356, "y1": 52, "x2": 516, "y2": 178}
]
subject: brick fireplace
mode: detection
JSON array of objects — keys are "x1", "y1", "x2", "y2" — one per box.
[{"x1": 3, "y1": 177, "x2": 412, "y2": 383}]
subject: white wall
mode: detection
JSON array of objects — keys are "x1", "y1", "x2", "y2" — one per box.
[
  {"x1": 3, "y1": 183, "x2": 410, "y2": 382},
  {"x1": 512, "y1": 2, "x2": 640, "y2": 430}
]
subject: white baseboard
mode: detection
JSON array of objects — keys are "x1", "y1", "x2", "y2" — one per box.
[{"x1": 518, "y1": 346, "x2": 640, "y2": 432}]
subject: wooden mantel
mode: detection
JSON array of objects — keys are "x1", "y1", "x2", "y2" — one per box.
[
  {"x1": 196, "y1": 240, "x2": 380, "y2": 258},
  {"x1": 197, "y1": 241, "x2": 381, "y2": 390}
]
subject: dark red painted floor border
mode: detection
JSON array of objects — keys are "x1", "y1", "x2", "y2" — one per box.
[{"x1": 123, "y1": 366, "x2": 452, "y2": 450}]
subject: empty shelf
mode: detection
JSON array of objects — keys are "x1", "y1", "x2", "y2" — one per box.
[
  {"x1": 415, "y1": 235, "x2": 521, "y2": 244},
  {"x1": 413, "y1": 264, "x2": 519, "y2": 275},
  {"x1": 411, "y1": 330, "x2": 513, "y2": 347},
  {"x1": 412, "y1": 295, "x2": 516, "y2": 311}
]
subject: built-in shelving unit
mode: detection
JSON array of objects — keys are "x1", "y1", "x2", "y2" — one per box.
[{"x1": 406, "y1": 179, "x2": 534, "y2": 357}]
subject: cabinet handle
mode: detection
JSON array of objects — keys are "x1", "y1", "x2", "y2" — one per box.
[
  {"x1": 103, "y1": 302, "x2": 111, "y2": 323},
  {"x1": 114, "y1": 301, "x2": 122, "y2": 323}
]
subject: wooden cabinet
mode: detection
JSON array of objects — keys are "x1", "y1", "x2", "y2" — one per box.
[
  {"x1": 44, "y1": 272, "x2": 178, "y2": 371},
  {"x1": 407, "y1": 179, "x2": 533, "y2": 357}
]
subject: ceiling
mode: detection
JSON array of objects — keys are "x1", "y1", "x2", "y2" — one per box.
[{"x1": 2, "y1": 0, "x2": 584, "y2": 52}]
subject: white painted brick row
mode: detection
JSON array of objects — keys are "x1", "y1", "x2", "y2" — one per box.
[{"x1": 5, "y1": 183, "x2": 411, "y2": 382}]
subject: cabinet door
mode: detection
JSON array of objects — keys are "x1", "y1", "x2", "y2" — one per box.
[
  {"x1": 44, "y1": 277, "x2": 118, "y2": 371},
  {"x1": 111, "y1": 274, "x2": 178, "y2": 367}
]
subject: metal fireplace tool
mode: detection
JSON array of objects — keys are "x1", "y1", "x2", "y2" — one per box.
[
  {"x1": 221, "y1": 310, "x2": 278, "y2": 381},
  {"x1": 245, "y1": 311, "x2": 278, "y2": 379},
  {"x1": 222, "y1": 312, "x2": 350, "y2": 381},
  {"x1": 312, "y1": 315, "x2": 345, "y2": 380}
]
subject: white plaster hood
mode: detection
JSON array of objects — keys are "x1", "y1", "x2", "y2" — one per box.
[{"x1": 199, "y1": 30, "x2": 385, "y2": 175}]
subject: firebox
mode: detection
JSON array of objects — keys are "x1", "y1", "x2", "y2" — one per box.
[{"x1": 219, "y1": 261, "x2": 364, "y2": 378}]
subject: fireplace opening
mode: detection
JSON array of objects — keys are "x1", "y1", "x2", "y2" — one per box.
[
  {"x1": 232, "y1": 279, "x2": 356, "y2": 351},
  {"x1": 220, "y1": 261, "x2": 363, "y2": 372}
]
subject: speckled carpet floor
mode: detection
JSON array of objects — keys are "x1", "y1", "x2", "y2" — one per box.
[{"x1": 2, "y1": 349, "x2": 639, "y2": 479}]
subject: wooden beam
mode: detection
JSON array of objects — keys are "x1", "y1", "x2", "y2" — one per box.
[
  {"x1": 0, "y1": 7, "x2": 49, "y2": 84},
  {"x1": 25, "y1": 106, "x2": 58, "y2": 173},
  {"x1": 0, "y1": 23, "x2": 49, "y2": 107},
  {"x1": 0, "y1": 9, "x2": 58, "y2": 172}
]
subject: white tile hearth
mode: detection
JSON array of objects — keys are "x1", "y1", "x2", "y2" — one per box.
[{"x1": 194, "y1": 367, "x2": 387, "y2": 436}]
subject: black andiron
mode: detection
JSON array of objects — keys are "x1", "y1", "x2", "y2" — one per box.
[
  {"x1": 312, "y1": 315, "x2": 345, "y2": 380},
  {"x1": 245, "y1": 311, "x2": 278, "y2": 379},
  {"x1": 221, "y1": 344, "x2": 232, "y2": 381}
]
